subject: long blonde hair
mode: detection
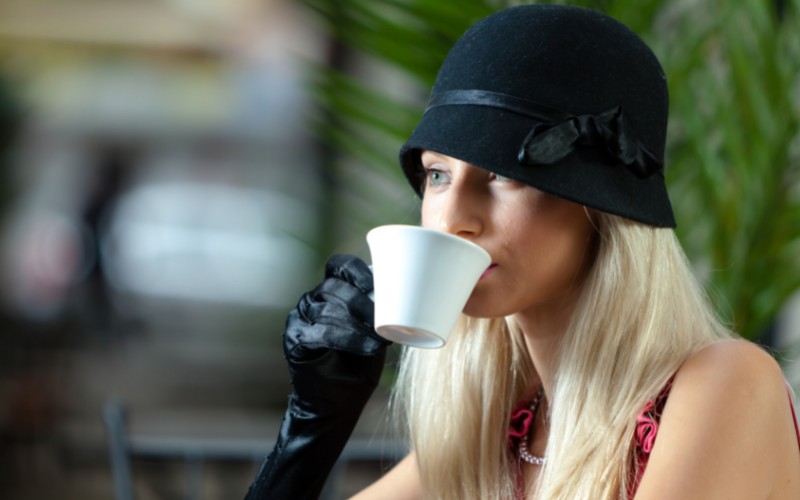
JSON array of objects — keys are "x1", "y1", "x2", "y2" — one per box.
[{"x1": 392, "y1": 213, "x2": 733, "y2": 499}]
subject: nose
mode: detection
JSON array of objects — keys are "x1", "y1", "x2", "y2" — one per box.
[{"x1": 430, "y1": 178, "x2": 484, "y2": 239}]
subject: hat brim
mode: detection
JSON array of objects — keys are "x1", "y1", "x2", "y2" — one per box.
[{"x1": 399, "y1": 104, "x2": 675, "y2": 228}]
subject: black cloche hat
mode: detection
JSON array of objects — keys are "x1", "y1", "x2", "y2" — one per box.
[{"x1": 399, "y1": 4, "x2": 676, "y2": 228}]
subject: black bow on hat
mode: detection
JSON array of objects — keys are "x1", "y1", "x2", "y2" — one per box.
[{"x1": 518, "y1": 106, "x2": 662, "y2": 179}]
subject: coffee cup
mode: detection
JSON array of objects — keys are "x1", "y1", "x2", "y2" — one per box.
[{"x1": 366, "y1": 224, "x2": 491, "y2": 348}]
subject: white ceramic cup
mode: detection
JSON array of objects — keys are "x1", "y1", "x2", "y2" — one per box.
[{"x1": 366, "y1": 224, "x2": 491, "y2": 348}]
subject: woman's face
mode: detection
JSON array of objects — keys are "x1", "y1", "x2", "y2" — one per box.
[{"x1": 420, "y1": 151, "x2": 597, "y2": 319}]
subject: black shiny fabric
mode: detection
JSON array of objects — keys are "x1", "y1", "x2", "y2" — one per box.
[
  {"x1": 426, "y1": 89, "x2": 662, "y2": 179},
  {"x1": 426, "y1": 89, "x2": 570, "y2": 123},
  {"x1": 244, "y1": 255, "x2": 390, "y2": 500},
  {"x1": 518, "y1": 105, "x2": 662, "y2": 179}
]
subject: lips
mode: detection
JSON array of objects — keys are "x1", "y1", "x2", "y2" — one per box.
[{"x1": 480, "y1": 263, "x2": 498, "y2": 280}]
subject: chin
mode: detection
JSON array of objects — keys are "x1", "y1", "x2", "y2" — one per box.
[{"x1": 462, "y1": 295, "x2": 512, "y2": 319}]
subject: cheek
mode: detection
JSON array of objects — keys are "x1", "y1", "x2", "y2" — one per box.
[
  {"x1": 462, "y1": 220, "x2": 593, "y2": 318},
  {"x1": 420, "y1": 196, "x2": 436, "y2": 228},
  {"x1": 510, "y1": 209, "x2": 594, "y2": 299},
  {"x1": 534, "y1": 233, "x2": 589, "y2": 284}
]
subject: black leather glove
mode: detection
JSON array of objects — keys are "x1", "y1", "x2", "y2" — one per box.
[{"x1": 245, "y1": 254, "x2": 391, "y2": 499}]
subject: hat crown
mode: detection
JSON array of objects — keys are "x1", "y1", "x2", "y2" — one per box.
[
  {"x1": 400, "y1": 5, "x2": 676, "y2": 227},
  {"x1": 431, "y1": 5, "x2": 668, "y2": 160}
]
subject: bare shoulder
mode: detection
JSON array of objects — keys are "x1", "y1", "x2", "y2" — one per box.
[
  {"x1": 677, "y1": 339, "x2": 785, "y2": 391},
  {"x1": 671, "y1": 339, "x2": 792, "y2": 441},
  {"x1": 635, "y1": 339, "x2": 800, "y2": 499}
]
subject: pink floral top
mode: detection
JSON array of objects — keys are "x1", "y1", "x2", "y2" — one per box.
[
  {"x1": 628, "y1": 378, "x2": 673, "y2": 498},
  {"x1": 507, "y1": 400, "x2": 536, "y2": 450},
  {"x1": 507, "y1": 381, "x2": 673, "y2": 497},
  {"x1": 509, "y1": 379, "x2": 800, "y2": 499}
]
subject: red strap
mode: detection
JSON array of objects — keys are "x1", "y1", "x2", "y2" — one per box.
[{"x1": 788, "y1": 388, "x2": 800, "y2": 452}]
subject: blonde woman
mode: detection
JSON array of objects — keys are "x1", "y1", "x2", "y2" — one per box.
[{"x1": 246, "y1": 5, "x2": 800, "y2": 499}]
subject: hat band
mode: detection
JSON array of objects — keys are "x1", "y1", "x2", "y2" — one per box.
[
  {"x1": 426, "y1": 89, "x2": 571, "y2": 122},
  {"x1": 425, "y1": 89, "x2": 663, "y2": 179}
]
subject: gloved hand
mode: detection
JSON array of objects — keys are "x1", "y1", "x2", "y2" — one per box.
[{"x1": 245, "y1": 254, "x2": 391, "y2": 499}]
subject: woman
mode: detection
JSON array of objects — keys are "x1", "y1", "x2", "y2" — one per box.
[{"x1": 246, "y1": 5, "x2": 800, "y2": 499}]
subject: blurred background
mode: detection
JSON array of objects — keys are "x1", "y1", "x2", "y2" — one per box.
[{"x1": 0, "y1": 0, "x2": 798, "y2": 499}]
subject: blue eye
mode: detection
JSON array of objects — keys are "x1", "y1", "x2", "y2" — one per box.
[{"x1": 425, "y1": 168, "x2": 449, "y2": 187}]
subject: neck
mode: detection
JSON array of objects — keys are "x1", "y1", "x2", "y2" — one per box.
[{"x1": 512, "y1": 289, "x2": 580, "y2": 401}]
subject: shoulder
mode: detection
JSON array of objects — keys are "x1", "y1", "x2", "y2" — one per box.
[
  {"x1": 668, "y1": 339, "x2": 790, "y2": 439},
  {"x1": 675, "y1": 339, "x2": 785, "y2": 393},
  {"x1": 634, "y1": 339, "x2": 800, "y2": 499}
]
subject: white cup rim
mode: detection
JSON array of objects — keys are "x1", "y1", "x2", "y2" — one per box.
[{"x1": 366, "y1": 224, "x2": 490, "y2": 259}]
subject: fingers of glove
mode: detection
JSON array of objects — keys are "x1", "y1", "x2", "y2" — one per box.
[
  {"x1": 299, "y1": 291, "x2": 390, "y2": 350},
  {"x1": 324, "y1": 254, "x2": 373, "y2": 296},
  {"x1": 306, "y1": 277, "x2": 374, "y2": 325},
  {"x1": 284, "y1": 306, "x2": 387, "y2": 361}
]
